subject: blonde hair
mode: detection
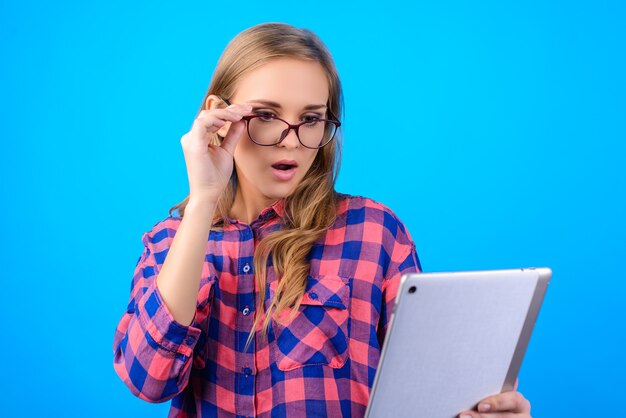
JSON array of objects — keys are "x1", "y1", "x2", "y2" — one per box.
[{"x1": 168, "y1": 22, "x2": 344, "y2": 351}]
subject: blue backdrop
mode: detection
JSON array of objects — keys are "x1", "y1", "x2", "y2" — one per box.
[{"x1": 1, "y1": 1, "x2": 623, "y2": 416}]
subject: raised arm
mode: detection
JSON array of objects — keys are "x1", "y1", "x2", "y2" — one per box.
[
  {"x1": 112, "y1": 201, "x2": 216, "y2": 402},
  {"x1": 112, "y1": 95, "x2": 252, "y2": 402}
]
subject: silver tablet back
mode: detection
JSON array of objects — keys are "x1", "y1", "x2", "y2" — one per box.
[{"x1": 365, "y1": 268, "x2": 551, "y2": 418}]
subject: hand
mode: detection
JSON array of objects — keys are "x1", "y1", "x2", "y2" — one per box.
[
  {"x1": 458, "y1": 378, "x2": 532, "y2": 418},
  {"x1": 180, "y1": 100, "x2": 253, "y2": 204}
]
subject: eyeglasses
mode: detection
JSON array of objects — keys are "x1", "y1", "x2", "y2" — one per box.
[{"x1": 218, "y1": 96, "x2": 341, "y2": 149}]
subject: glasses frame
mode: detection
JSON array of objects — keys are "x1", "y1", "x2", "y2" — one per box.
[{"x1": 218, "y1": 96, "x2": 341, "y2": 149}]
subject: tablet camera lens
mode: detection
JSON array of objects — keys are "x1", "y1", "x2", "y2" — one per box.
[{"x1": 408, "y1": 286, "x2": 417, "y2": 294}]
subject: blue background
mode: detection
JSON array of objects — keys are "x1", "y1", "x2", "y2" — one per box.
[{"x1": 1, "y1": 0, "x2": 624, "y2": 416}]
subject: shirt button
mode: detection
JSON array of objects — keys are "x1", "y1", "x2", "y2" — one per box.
[
  {"x1": 309, "y1": 292, "x2": 318, "y2": 300},
  {"x1": 243, "y1": 367, "x2": 251, "y2": 377},
  {"x1": 242, "y1": 307, "x2": 250, "y2": 316},
  {"x1": 243, "y1": 263, "x2": 251, "y2": 273},
  {"x1": 185, "y1": 336, "x2": 195, "y2": 345}
]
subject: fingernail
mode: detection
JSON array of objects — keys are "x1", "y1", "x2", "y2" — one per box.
[
  {"x1": 460, "y1": 414, "x2": 472, "y2": 418},
  {"x1": 478, "y1": 403, "x2": 491, "y2": 412}
]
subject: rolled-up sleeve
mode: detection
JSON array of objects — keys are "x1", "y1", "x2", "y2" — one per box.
[{"x1": 112, "y1": 229, "x2": 205, "y2": 403}]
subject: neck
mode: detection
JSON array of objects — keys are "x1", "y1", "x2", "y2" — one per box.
[{"x1": 228, "y1": 185, "x2": 279, "y2": 224}]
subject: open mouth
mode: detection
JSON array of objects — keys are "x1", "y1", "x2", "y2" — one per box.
[
  {"x1": 271, "y1": 161, "x2": 298, "y2": 181},
  {"x1": 271, "y1": 163, "x2": 297, "y2": 171},
  {"x1": 272, "y1": 160, "x2": 298, "y2": 171}
]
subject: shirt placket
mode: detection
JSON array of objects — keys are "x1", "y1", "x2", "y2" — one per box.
[{"x1": 235, "y1": 224, "x2": 257, "y2": 418}]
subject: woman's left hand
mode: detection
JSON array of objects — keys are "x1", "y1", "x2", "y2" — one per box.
[{"x1": 458, "y1": 378, "x2": 532, "y2": 418}]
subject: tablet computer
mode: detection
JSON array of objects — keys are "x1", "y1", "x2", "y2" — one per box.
[{"x1": 365, "y1": 267, "x2": 551, "y2": 418}]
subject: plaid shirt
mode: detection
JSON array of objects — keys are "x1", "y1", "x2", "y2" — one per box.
[{"x1": 113, "y1": 193, "x2": 422, "y2": 417}]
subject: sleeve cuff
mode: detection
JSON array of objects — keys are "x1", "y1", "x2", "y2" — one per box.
[{"x1": 137, "y1": 280, "x2": 202, "y2": 357}]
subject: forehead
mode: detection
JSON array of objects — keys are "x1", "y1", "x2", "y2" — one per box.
[{"x1": 233, "y1": 57, "x2": 329, "y2": 107}]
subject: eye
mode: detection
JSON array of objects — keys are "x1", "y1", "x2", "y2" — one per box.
[
  {"x1": 253, "y1": 110, "x2": 277, "y2": 122},
  {"x1": 302, "y1": 114, "x2": 322, "y2": 125}
]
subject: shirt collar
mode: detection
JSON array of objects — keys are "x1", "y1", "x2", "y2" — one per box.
[{"x1": 211, "y1": 197, "x2": 286, "y2": 226}]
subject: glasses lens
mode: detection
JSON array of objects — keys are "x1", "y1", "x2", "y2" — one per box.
[
  {"x1": 299, "y1": 120, "x2": 337, "y2": 148},
  {"x1": 248, "y1": 116, "x2": 288, "y2": 145}
]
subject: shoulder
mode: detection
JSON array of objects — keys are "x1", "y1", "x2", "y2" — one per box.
[
  {"x1": 335, "y1": 192, "x2": 415, "y2": 246},
  {"x1": 141, "y1": 215, "x2": 183, "y2": 249}
]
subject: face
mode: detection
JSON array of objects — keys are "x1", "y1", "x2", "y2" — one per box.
[{"x1": 212, "y1": 57, "x2": 330, "y2": 206}]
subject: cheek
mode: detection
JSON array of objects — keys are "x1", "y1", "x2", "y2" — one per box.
[
  {"x1": 304, "y1": 150, "x2": 320, "y2": 169},
  {"x1": 234, "y1": 142, "x2": 267, "y2": 173},
  {"x1": 233, "y1": 133, "x2": 253, "y2": 159}
]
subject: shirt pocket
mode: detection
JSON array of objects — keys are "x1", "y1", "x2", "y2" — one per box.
[{"x1": 269, "y1": 274, "x2": 350, "y2": 372}]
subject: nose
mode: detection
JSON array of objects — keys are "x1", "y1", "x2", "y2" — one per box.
[{"x1": 277, "y1": 126, "x2": 300, "y2": 148}]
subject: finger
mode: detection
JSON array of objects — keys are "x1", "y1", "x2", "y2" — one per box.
[
  {"x1": 220, "y1": 120, "x2": 245, "y2": 156},
  {"x1": 460, "y1": 413, "x2": 528, "y2": 418},
  {"x1": 477, "y1": 391, "x2": 529, "y2": 413},
  {"x1": 226, "y1": 103, "x2": 254, "y2": 115},
  {"x1": 193, "y1": 104, "x2": 254, "y2": 132},
  {"x1": 216, "y1": 106, "x2": 251, "y2": 118},
  {"x1": 196, "y1": 108, "x2": 244, "y2": 125},
  {"x1": 205, "y1": 104, "x2": 253, "y2": 118},
  {"x1": 458, "y1": 412, "x2": 481, "y2": 418},
  {"x1": 191, "y1": 118, "x2": 225, "y2": 137}
]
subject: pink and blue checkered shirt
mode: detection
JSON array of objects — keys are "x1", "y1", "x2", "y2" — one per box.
[{"x1": 113, "y1": 192, "x2": 422, "y2": 417}]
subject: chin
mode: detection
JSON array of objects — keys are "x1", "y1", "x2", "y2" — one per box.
[{"x1": 264, "y1": 185, "x2": 296, "y2": 199}]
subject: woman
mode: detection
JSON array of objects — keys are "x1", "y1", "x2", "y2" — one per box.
[{"x1": 112, "y1": 22, "x2": 532, "y2": 418}]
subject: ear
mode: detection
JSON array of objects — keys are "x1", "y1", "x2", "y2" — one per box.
[
  {"x1": 203, "y1": 94, "x2": 231, "y2": 138},
  {"x1": 204, "y1": 94, "x2": 227, "y2": 110}
]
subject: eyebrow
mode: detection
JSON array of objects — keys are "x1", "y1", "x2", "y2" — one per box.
[{"x1": 247, "y1": 99, "x2": 327, "y2": 111}]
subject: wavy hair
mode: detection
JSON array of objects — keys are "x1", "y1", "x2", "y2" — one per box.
[{"x1": 168, "y1": 22, "x2": 344, "y2": 351}]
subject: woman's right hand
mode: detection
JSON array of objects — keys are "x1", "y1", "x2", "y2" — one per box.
[{"x1": 180, "y1": 102, "x2": 253, "y2": 205}]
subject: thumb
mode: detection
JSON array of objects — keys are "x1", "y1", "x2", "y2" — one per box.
[{"x1": 220, "y1": 120, "x2": 245, "y2": 156}]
